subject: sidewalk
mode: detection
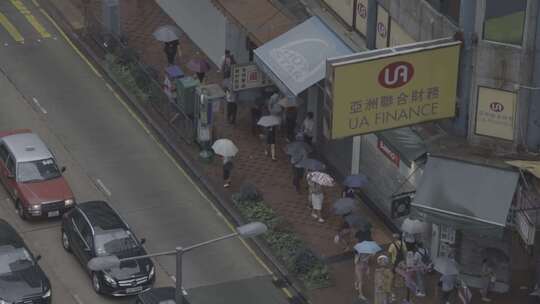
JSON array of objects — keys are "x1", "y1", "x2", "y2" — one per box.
[{"x1": 43, "y1": 0, "x2": 533, "y2": 303}]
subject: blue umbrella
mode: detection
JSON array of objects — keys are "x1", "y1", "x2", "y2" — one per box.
[
  {"x1": 285, "y1": 141, "x2": 313, "y2": 155},
  {"x1": 332, "y1": 198, "x2": 358, "y2": 216},
  {"x1": 354, "y1": 241, "x2": 381, "y2": 254},
  {"x1": 343, "y1": 174, "x2": 368, "y2": 188},
  {"x1": 297, "y1": 158, "x2": 325, "y2": 171}
]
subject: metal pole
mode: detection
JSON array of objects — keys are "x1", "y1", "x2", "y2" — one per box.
[{"x1": 176, "y1": 246, "x2": 184, "y2": 304}]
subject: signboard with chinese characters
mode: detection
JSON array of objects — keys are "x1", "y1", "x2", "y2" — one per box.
[
  {"x1": 355, "y1": 0, "x2": 369, "y2": 36},
  {"x1": 375, "y1": 5, "x2": 389, "y2": 49},
  {"x1": 475, "y1": 87, "x2": 516, "y2": 140},
  {"x1": 231, "y1": 63, "x2": 273, "y2": 91},
  {"x1": 323, "y1": 0, "x2": 354, "y2": 26},
  {"x1": 329, "y1": 41, "x2": 461, "y2": 139}
]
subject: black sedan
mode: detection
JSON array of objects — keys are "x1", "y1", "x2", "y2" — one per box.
[{"x1": 0, "y1": 219, "x2": 51, "y2": 303}]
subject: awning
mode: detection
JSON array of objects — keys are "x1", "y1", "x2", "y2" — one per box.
[
  {"x1": 412, "y1": 156, "x2": 519, "y2": 227},
  {"x1": 211, "y1": 0, "x2": 295, "y2": 45},
  {"x1": 506, "y1": 160, "x2": 540, "y2": 179},
  {"x1": 254, "y1": 16, "x2": 353, "y2": 97}
]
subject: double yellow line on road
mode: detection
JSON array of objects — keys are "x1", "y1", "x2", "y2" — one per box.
[{"x1": 0, "y1": 0, "x2": 51, "y2": 42}]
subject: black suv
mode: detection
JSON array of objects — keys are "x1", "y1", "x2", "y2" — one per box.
[
  {"x1": 0, "y1": 219, "x2": 51, "y2": 303},
  {"x1": 61, "y1": 201, "x2": 154, "y2": 296}
]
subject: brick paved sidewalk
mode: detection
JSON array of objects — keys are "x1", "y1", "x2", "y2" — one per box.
[{"x1": 44, "y1": 0, "x2": 533, "y2": 303}]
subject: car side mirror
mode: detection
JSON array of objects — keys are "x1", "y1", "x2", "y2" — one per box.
[
  {"x1": 61, "y1": 166, "x2": 66, "y2": 173},
  {"x1": 35, "y1": 255, "x2": 42, "y2": 262},
  {"x1": 140, "y1": 238, "x2": 146, "y2": 245},
  {"x1": 6, "y1": 173, "x2": 14, "y2": 179}
]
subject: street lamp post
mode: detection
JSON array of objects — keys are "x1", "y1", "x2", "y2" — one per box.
[{"x1": 88, "y1": 222, "x2": 267, "y2": 304}]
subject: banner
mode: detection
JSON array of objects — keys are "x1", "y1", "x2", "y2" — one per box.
[
  {"x1": 475, "y1": 87, "x2": 516, "y2": 140},
  {"x1": 330, "y1": 42, "x2": 461, "y2": 138}
]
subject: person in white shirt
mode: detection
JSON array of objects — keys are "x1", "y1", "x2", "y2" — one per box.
[{"x1": 224, "y1": 88, "x2": 237, "y2": 125}]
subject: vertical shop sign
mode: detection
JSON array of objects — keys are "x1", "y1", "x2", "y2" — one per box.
[
  {"x1": 376, "y1": 5, "x2": 389, "y2": 49},
  {"x1": 475, "y1": 87, "x2": 516, "y2": 140},
  {"x1": 355, "y1": 0, "x2": 369, "y2": 36}
]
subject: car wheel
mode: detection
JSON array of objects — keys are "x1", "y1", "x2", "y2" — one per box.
[
  {"x1": 16, "y1": 201, "x2": 28, "y2": 220},
  {"x1": 61, "y1": 230, "x2": 71, "y2": 253},
  {"x1": 92, "y1": 272, "x2": 102, "y2": 294}
]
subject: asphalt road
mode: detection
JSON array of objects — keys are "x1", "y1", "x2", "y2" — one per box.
[{"x1": 0, "y1": 1, "x2": 288, "y2": 303}]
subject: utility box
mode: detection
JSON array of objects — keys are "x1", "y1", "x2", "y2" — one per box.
[{"x1": 176, "y1": 76, "x2": 199, "y2": 116}]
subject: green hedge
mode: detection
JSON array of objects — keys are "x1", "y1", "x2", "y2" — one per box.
[
  {"x1": 104, "y1": 53, "x2": 150, "y2": 102},
  {"x1": 232, "y1": 193, "x2": 331, "y2": 289}
]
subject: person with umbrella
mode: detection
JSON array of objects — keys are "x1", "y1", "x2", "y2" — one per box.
[
  {"x1": 354, "y1": 241, "x2": 382, "y2": 300},
  {"x1": 291, "y1": 151, "x2": 306, "y2": 193},
  {"x1": 433, "y1": 257, "x2": 459, "y2": 304},
  {"x1": 220, "y1": 49, "x2": 236, "y2": 80},
  {"x1": 187, "y1": 57, "x2": 211, "y2": 83},
  {"x1": 258, "y1": 115, "x2": 280, "y2": 161},
  {"x1": 342, "y1": 173, "x2": 368, "y2": 198},
  {"x1": 307, "y1": 171, "x2": 334, "y2": 223},
  {"x1": 332, "y1": 198, "x2": 358, "y2": 251},
  {"x1": 211, "y1": 139, "x2": 238, "y2": 188},
  {"x1": 153, "y1": 25, "x2": 182, "y2": 65},
  {"x1": 284, "y1": 105, "x2": 298, "y2": 143}
]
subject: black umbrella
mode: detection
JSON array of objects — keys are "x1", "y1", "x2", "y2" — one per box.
[
  {"x1": 332, "y1": 198, "x2": 358, "y2": 216},
  {"x1": 285, "y1": 141, "x2": 313, "y2": 155},
  {"x1": 297, "y1": 158, "x2": 325, "y2": 171},
  {"x1": 345, "y1": 213, "x2": 372, "y2": 231}
]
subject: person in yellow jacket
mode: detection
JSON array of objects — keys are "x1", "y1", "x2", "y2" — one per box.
[{"x1": 387, "y1": 233, "x2": 407, "y2": 301}]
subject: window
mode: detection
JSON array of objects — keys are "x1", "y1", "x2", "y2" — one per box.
[
  {"x1": 427, "y1": 0, "x2": 460, "y2": 24},
  {"x1": 0, "y1": 144, "x2": 8, "y2": 163},
  {"x1": 17, "y1": 158, "x2": 61, "y2": 182},
  {"x1": 484, "y1": 0, "x2": 527, "y2": 45},
  {"x1": 6, "y1": 156, "x2": 15, "y2": 176}
]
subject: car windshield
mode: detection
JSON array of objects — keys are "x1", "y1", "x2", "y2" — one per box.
[
  {"x1": 0, "y1": 245, "x2": 34, "y2": 274},
  {"x1": 94, "y1": 229, "x2": 139, "y2": 257},
  {"x1": 17, "y1": 158, "x2": 61, "y2": 182}
]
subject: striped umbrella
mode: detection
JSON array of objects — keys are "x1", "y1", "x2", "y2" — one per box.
[{"x1": 307, "y1": 171, "x2": 334, "y2": 186}]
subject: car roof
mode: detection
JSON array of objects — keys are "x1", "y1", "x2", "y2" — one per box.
[
  {"x1": 1, "y1": 132, "x2": 53, "y2": 162},
  {"x1": 0, "y1": 219, "x2": 23, "y2": 248},
  {"x1": 138, "y1": 287, "x2": 175, "y2": 303},
  {"x1": 78, "y1": 201, "x2": 127, "y2": 232}
]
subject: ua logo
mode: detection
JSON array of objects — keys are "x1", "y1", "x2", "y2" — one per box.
[{"x1": 378, "y1": 61, "x2": 414, "y2": 88}]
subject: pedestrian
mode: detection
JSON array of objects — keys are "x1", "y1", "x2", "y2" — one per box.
[
  {"x1": 285, "y1": 106, "x2": 297, "y2": 142},
  {"x1": 225, "y1": 88, "x2": 237, "y2": 125},
  {"x1": 334, "y1": 213, "x2": 353, "y2": 251},
  {"x1": 222, "y1": 156, "x2": 234, "y2": 188},
  {"x1": 220, "y1": 49, "x2": 236, "y2": 80},
  {"x1": 388, "y1": 233, "x2": 407, "y2": 301},
  {"x1": 354, "y1": 251, "x2": 372, "y2": 300},
  {"x1": 374, "y1": 255, "x2": 394, "y2": 304},
  {"x1": 251, "y1": 101, "x2": 263, "y2": 136},
  {"x1": 407, "y1": 248, "x2": 426, "y2": 297},
  {"x1": 292, "y1": 164, "x2": 305, "y2": 193},
  {"x1": 264, "y1": 126, "x2": 277, "y2": 161},
  {"x1": 196, "y1": 71, "x2": 206, "y2": 83},
  {"x1": 302, "y1": 112, "x2": 314, "y2": 145},
  {"x1": 413, "y1": 243, "x2": 429, "y2": 297},
  {"x1": 163, "y1": 40, "x2": 180, "y2": 65},
  {"x1": 342, "y1": 186, "x2": 356, "y2": 198},
  {"x1": 480, "y1": 259, "x2": 496, "y2": 302},
  {"x1": 388, "y1": 233, "x2": 408, "y2": 271},
  {"x1": 268, "y1": 93, "x2": 279, "y2": 113},
  {"x1": 309, "y1": 180, "x2": 325, "y2": 223},
  {"x1": 403, "y1": 232, "x2": 417, "y2": 252},
  {"x1": 439, "y1": 273, "x2": 457, "y2": 304}
]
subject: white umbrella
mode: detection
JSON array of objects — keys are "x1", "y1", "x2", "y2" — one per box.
[
  {"x1": 433, "y1": 257, "x2": 459, "y2": 275},
  {"x1": 152, "y1": 25, "x2": 183, "y2": 42},
  {"x1": 354, "y1": 241, "x2": 382, "y2": 254},
  {"x1": 400, "y1": 218, "x2": 427, "y2": 234},
  {"x1": 307, "y1": 171, "x2": 334, "y2": 186},
  {"x1": 257, "y1": 115, "x2": 281, "y2": 127},
  {"x1": 211, "y1": 139, "x2": 238, "y2": 157}
]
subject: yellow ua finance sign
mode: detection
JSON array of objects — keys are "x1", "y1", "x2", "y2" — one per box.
[{"x1": 330, "y1": 41, "x2": 460, "y2": 139}]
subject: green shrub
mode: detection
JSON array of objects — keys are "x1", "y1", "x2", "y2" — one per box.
[{"x1": 232, "y1": 190, "x2": 331, "y2": 289}]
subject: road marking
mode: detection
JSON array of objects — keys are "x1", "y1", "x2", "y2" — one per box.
[
  {"x1": 0, "y1": 11, "x2": 24, "y2": 43},
  {"x1": 44, "y1": 11, "x2": 291, "y2": 298},
  {"x1": 38, "y1": 9, "x2": 102, "y2": 78},
  {"x1": 32, "y1": 97, "x2": 47, "y2": 114},
  {"x1": 95, "y1": 179, "x2": 112, "y2": 197},
  {"x1": 72, "y1": 294, "x2": 84, "y2": 304},
  {"x1": 9, "y1": 0, "x2": 51, "y2": 38}
]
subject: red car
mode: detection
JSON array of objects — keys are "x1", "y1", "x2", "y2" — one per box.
[{"x1": 0, "y1": 129, "x2": 75, "y2": 219}]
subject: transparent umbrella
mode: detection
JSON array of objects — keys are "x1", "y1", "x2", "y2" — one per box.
[
  {"x1": 400, "y1": 218, "x2": 427, "y2": 234},
  {"x1": 257, "y1": 115, "x2": 281, "y2": 127},
  {"x1": 211, "y1": 138, "x2": 238, "y2": 157},
  {"x1": 152, "y1": 25, "x2": 182, "y2": 42}
]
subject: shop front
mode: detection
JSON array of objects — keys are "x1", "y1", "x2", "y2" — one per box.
[{"x1": 412, "y1": 155, "x2": 520, "y2": 292}]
